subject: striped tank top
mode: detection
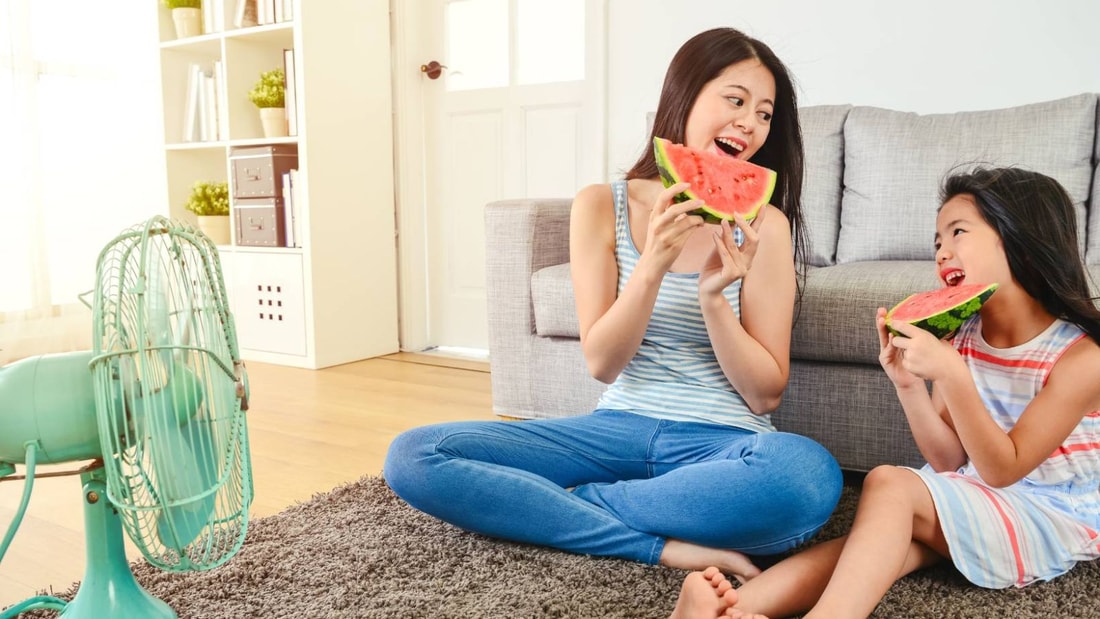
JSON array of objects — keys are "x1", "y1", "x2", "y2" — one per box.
[
  {"x1": 593, "y1": 180, "x2": 775, "y2": 434},
  {"x1": 910, "y1": 315, "x2": 1100, "y2": 587}
]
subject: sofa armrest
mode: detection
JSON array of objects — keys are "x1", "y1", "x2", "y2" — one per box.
[{"x1": 485, "y1": 198, "x2": 574, "y2": 417}]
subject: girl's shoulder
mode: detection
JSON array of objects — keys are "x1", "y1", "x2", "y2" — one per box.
[
  {"x1": 1056, "y1": 328, "x2": 1100, "y2": 365},
  {"x1": 1045, "y1": 328, "x2": 1100, "y2": 403}
]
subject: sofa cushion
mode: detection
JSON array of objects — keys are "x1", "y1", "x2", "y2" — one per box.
[
  {"x1": 532, "y1": 263, "x2": 579, "y2": 338},
  {"x1": 791, "y1": 261, "x2": 942, "y2": 364},
  {"x1": 837, "y1": 94, "x2": 1096, "y2": 264},
  {"x1": 799, "y1": 105, "x2": 851, "y2": 267}
]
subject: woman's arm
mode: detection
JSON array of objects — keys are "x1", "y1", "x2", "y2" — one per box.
[
  {"x1": 699, "y1": 204, "x2": 794, "y2": 414},
  {"x1": 570, "y1": 182, "x2": 703, "y2": 383}
]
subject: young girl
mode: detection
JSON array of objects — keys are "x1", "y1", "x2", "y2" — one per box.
[
  {"x1": 678, "y1": 166, "x2": 1100, "y2": 619},
  {"x1": 384, "y1": 27, "x2": 842, "y2": 581}
]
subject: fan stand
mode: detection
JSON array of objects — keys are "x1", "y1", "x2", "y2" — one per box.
[{"x1": 60, "y1": 467, "x2": 175, "y2": 619}]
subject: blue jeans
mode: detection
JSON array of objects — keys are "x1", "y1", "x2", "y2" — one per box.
[{"x1": 383, "y1": 409, "x2": 842, "y2": 564}]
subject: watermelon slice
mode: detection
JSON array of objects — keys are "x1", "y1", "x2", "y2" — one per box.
[
  {"x1": 653, "y1": 136, "x2": 777, "y2": 223},
  {"x1": 885, "y1": 282, "x2": 999, "y2": 340}
]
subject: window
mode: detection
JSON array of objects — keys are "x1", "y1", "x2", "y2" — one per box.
[
  {"x1": 0, "y1": 1, "x2": 164, "y2": 362},
  {"x1": 444, "y1": 0, "x2": 585, "y2": 92}
]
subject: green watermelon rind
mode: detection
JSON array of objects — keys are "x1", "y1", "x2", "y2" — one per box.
[
  {"x1": 652, "y1": 137, "x2": 777, "y2": 224},
  {"x1": 885, "y1": 283, "x2": 999, "y2": 340}
]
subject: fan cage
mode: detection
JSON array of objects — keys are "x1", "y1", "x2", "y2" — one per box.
[{"x1": 88, "y1": 217, "x2": 252, "y2": 571}]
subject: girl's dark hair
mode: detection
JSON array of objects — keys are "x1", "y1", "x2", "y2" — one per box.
[
  {"x1": 940, "y1": 166, "x2": 1100, "y2": 342},
  {"x1": 625, "y1": 27, "x2": 807, "y2": 279}
]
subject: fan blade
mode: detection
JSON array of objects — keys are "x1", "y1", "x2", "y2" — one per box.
[{"x1": 130, "y1": 364, "x2": 218, "y2": 552}]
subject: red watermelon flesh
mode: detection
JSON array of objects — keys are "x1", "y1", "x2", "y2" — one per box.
[
  {"x1": 885, "y1": 282, "x2": 999, "y2": 339},
  {"x1": 653, "y1": 137, "x2": 777, "y2": 223}
]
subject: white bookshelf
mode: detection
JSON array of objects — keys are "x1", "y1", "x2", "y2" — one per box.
[{"x1": 155, "y1": 0, "x2": 399, "y2": 369}]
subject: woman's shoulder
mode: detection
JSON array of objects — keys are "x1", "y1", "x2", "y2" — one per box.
[
  {"x1": 756, "y1": 203, "x2": 793, "y2": 244},
  {"x1": 573, "y1": 182, "x2": 614, "y2": 208}
]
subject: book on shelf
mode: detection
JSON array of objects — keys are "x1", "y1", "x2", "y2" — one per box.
[
  {"x1": 281, "y1": 169, "x2": 301, "y2": 248},
  {"x1": 233, "y1": 0, "x2": 258, "y2": 29},
  {"x1": 181, "y1": 62, "x2": 224, "y2": 143},
  {"x1": 202, "y1": 0, "x2": 226, "y2": 34},
  {"x1": 182, "y1": 63, "x2": 201, "y2": 142},
  {"x1": 283, "y1": 48, "x2": 298, "y2": 136},
  {"x1": 240, "y1": 0, "x2": 293, "y2": 27}
]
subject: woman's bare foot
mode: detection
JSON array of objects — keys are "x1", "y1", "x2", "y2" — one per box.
[
  {"x1": 660, "y1": 539, "x2": 762, "y2": 583},
  {"x1": 669, "y1": 567, "x2": 739, "y2": 619},
  {"x1": 723, "y1": 608, "x2": 770, "y2": 619}
]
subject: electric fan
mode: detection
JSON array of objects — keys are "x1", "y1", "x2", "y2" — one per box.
[{"x1": 0, "y1": 216, "x2": 253, "y2": 618}]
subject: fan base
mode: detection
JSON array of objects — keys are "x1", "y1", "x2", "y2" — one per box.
[{"x1": 60, "y1": 470, "x2": 176, "y2": 619}]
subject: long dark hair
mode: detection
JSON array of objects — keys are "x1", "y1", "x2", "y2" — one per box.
[
  {"x1": 940, "y1": 166, "x2": 1100, "y2": 343},
  {"x1": 625, "y1": 27, "x2": 806, "y2": 274}
]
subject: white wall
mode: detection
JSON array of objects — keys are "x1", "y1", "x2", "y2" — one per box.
[{"x1": 607, "y1": 0, "x2": 1100, "y2": 177}]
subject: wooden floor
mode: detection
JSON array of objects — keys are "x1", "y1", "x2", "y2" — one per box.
[{"x1": 0, "y1": 353, "x2": 495, "y2": 608}]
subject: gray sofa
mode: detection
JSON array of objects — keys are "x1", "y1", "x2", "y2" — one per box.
[{"x1": 485, "y1": 93, "x2": 1100, "y2": 473}]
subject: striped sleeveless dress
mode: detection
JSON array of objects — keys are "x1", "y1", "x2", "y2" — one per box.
[
  {"x1": 909, "y1": 316, "x2": 1100, "y2": 588},
  {"x1": 593, "y1": 180, "x2": 774, "y2": 434}
]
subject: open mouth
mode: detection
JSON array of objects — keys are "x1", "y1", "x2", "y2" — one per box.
[
  {"x1": 942, "y1": 270, "x2": 965, "y2": 287},
  {"x1": 714, "y1": 137, "x2": 745, "y2": 158}
]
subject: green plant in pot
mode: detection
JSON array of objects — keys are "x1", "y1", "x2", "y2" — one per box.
[
  {"x1": 185, "y1": 180, "x2": 232, "y2": 245},
  {"x1": 249, "y1": 68, "x2": 287, "y2": 138},
  {"x1": 165, "y1": 0, "x2": 203, "y2": 39}
]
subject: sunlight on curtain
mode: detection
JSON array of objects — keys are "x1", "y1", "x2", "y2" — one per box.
[{"x1": 0, "y1": 1, "x2": 164, "y2": 364}]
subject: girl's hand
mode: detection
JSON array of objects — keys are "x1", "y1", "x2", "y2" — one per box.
[
  {"x1": 877, "y1": 309, "x2": 961, "y2": 384},
  {"x1": 698, "y1": 207, "x2": 766, "y2": 296},
  {"x1": 640, "y1": 182, "x2": 705, "y2": 274}
]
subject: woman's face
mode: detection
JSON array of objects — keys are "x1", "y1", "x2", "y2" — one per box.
[{"x1": 683, "y1": 59, "x2": 776, "y2": 161}]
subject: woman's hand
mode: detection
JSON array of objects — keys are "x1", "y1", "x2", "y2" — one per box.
[
  {"x1": 876, "y1": 309, "x2": 961, "y2": 386},
  {"x1": 698, "y1": 208, "x2": 765, "y2": 296},
  {"x1": 639, "y1": 182, "x2": 705, "y2": 275}
]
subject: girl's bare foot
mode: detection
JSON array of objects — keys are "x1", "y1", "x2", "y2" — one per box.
[
  {"x1": 670, "y1": 567, "x2": 739, "y2": 619},
  {"x1": 660, "y1": 539, "x2": 762, "y2": 583}
]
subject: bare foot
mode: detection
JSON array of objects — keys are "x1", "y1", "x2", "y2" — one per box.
[
  {"x1": 669, "y1": 566, "x2": 739, "y2": 619},
  {"x1": 724, "y1": 608, "x2": 770, "y2": 619},
  {"x1": 660, "y1": 539, "x2": 762, "y2": 583}
]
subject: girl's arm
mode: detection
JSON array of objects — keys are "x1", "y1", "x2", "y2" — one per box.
[
  {"x1": 699, "y1": 205, "x2": 794, "y2": 414},
  {"x1": 902, "y1": 383, "x2": 967, "y2": 471},
  {"x1": 570, "y1": 182, "x2": 703, "y2": 383},
  {"x1": 936, "y1": 336, "x2": 1100, "y2": 487},
  {"x1": 875, "y1": 312, "x2": 967, "y2": 470}
]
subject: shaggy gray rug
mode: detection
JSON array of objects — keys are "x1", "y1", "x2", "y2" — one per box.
[{"x1": 15, "y1": 474, "x2": 1100, "y2": 618}]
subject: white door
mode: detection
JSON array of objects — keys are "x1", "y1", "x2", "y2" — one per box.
[{"x1": 392, "y1": 0, "x2": 606, "y2": 353}]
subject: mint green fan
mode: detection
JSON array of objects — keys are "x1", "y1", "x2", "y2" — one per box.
[{"x1": 0, "y1": 216, "x2": 253, "y2": 619}]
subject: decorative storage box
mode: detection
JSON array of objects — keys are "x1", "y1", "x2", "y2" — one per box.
[
  {"x1": 234, "y1": 197, "x2": 287, "y2": 247},
  {"x1": 229, "y1": 144, "x2": 299, "y2": 199},
  {"x1": 229, "y1": 144, "x2": 297, "y2": 246}
]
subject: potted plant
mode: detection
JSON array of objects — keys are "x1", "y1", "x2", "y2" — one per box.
[
  {"x1": 185, "y1": 180, "x2": 231, "y2": 245},
  {"x1": 165, "y1": 0, "x2": 203, "y2": 39},
  {"x1": 249, "y1": 68, "x2": 287, "y2": 138}
]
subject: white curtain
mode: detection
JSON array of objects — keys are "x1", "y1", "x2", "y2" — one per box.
[{"x1": 0, "y1": 1, "x2": 165, "y2": 365}]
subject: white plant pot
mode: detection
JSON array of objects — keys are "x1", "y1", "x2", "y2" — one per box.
[
  {"x1": 172, "y1": 7, "x2": 202, "y2": 39},
  {"x1": 259, "y1": 107, "x2": 288, "y2": 138},
  {"x1": 197, "y1": 215, "x2": 231, "y2": 246}
]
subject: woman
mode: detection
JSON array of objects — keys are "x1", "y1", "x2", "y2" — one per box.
[{"x1": 385, "y1": 28, "x2": 842, "y2": 582}]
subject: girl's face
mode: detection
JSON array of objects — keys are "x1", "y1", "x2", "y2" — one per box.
[
  {"x1": 683, "y1": 59, "x2": 775, "y2": 161},
  {"x1": 934, "y1": 194, "x2": 1010, "y2": 288}
]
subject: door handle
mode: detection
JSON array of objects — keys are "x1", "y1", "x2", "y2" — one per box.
[{"x1": 419, "y1": 60, "x2": 446, "y2": 80}]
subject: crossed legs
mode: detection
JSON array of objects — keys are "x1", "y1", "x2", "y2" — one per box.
[{"x1": 697, "y1": 466, "x2": 948, "y2": 618}]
